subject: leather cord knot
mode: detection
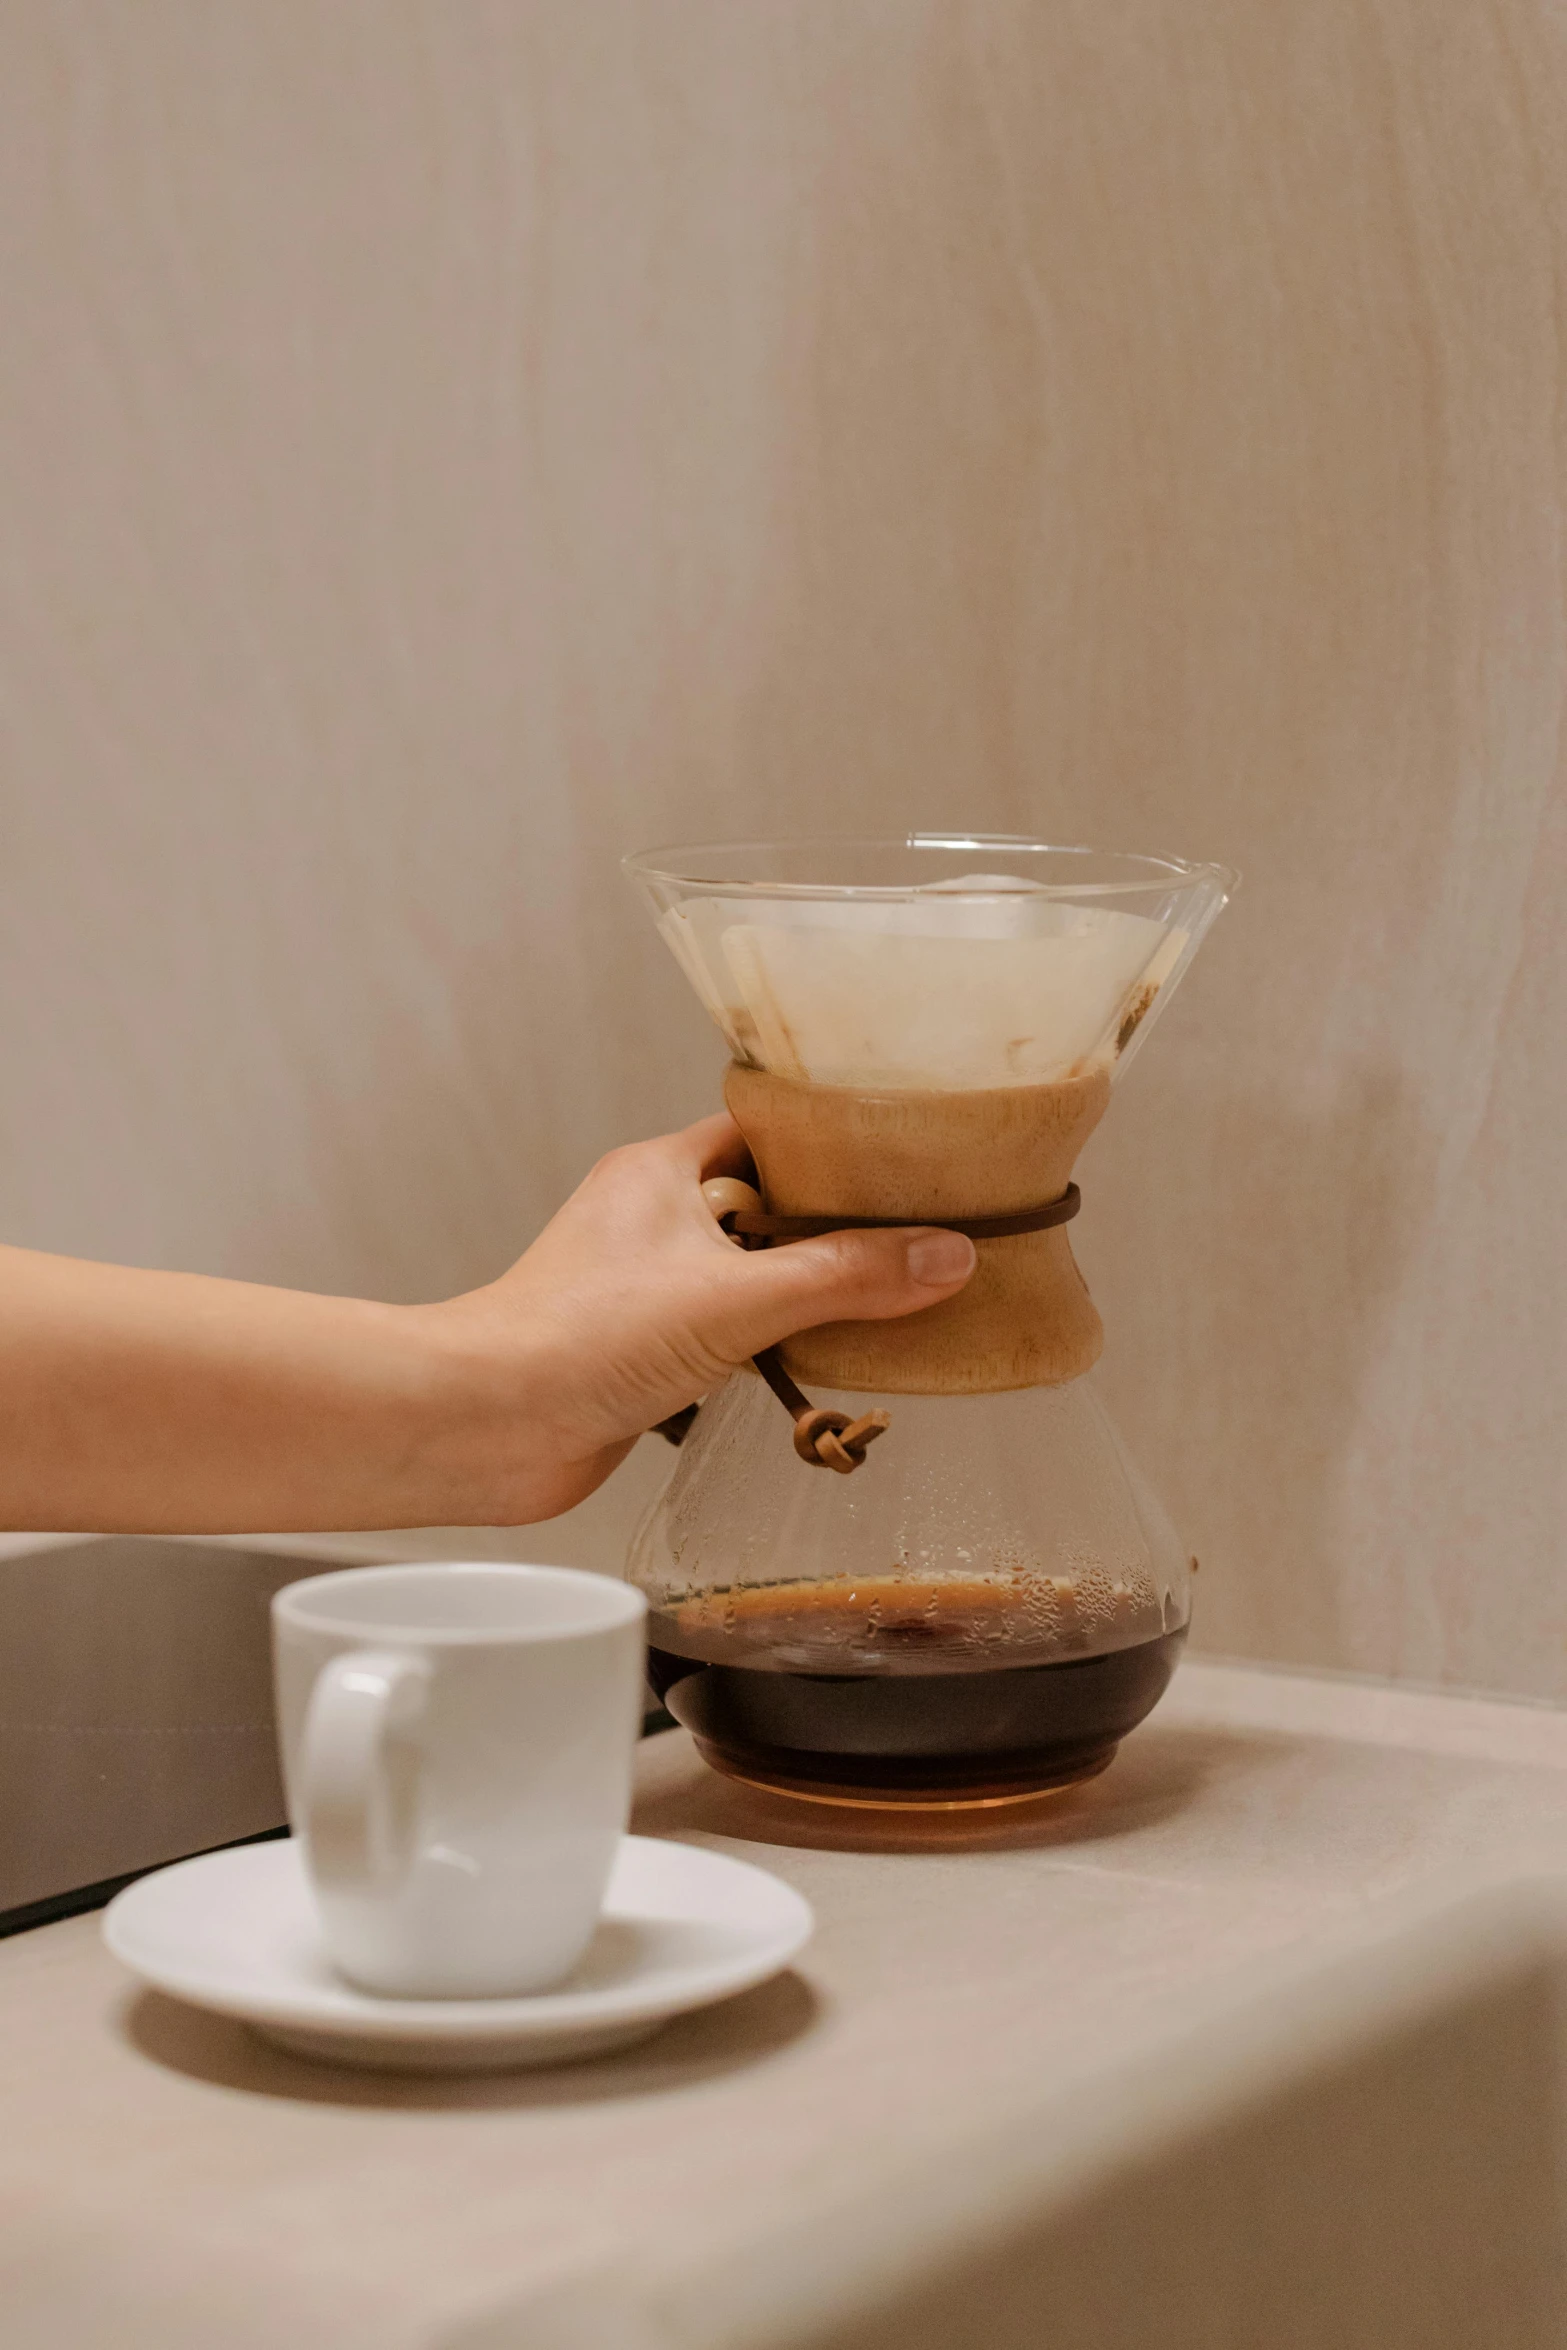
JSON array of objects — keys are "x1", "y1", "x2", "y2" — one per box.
[{"x1": 757, "y1": 1350, "x2": 891, "y2": 1472}]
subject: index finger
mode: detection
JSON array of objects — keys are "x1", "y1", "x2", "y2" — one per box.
[{"x1": 675, "y1": 1111, "x2": 756, "y2": 1184}]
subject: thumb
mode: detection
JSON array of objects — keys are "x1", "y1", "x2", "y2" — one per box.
[{"x1": 707, "y1": 1227, "x2": 977, "y2": 1365}]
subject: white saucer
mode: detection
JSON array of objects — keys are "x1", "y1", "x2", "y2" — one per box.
[{"x1": 104, "y1": 1835, "x2": 813, "y2": 2074}]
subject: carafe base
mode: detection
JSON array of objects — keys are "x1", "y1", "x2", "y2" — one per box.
[
  {"x1": 693, "y1": 1738, "x2": 1117, "y2": 1810},
  {"x1": 650, "y1": 1626, "x2": 1184, "y2": 1809}
]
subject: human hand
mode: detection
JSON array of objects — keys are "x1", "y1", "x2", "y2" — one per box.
[{"x1": 429, "y1": 1114, "x2": 976, "y2": 1522}]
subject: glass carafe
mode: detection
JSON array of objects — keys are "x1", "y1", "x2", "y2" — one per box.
[{"x1": 625, "y1": 836, "x2": 1233, "y2": 1808}]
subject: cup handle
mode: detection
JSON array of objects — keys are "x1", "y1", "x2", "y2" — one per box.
[{"x1": 298, "y1": 1648, "x2": 431, "y2": 1892}]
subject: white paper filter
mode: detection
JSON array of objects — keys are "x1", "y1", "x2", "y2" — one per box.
[{"x1": 661, "y1": 878, "x2": 1185, "y2": 1089}]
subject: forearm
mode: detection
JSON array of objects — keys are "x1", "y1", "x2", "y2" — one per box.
[{"x1": 0, "y1": 1246, "x2": 519, "y2": 1534}]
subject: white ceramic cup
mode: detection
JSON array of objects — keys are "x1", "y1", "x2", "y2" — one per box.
[{"x1": 271, "y1": 1563, "x2": 647, "y2": 1999}]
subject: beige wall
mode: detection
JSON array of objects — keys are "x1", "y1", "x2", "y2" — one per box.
[{"x1": 2, "y1": 1, "x2": 1564, "y2": 1696}]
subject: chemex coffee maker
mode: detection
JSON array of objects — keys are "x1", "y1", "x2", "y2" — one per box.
[{"x1": 625, "y1": 836, "x2": 1233, "y2": 1810}]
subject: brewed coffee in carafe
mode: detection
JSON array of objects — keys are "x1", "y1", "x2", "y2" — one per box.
[{"x1": 625, "y1": 837, "x2": 1233, "y2": 1808}]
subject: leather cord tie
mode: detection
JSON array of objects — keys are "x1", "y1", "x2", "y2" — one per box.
[
  {"x1": 652, "y1": 1177, "x2": 1083, "y2": 1473},
  {"x1": 720, "y1": 1190, "x2": 1080, "y2": 1244}
]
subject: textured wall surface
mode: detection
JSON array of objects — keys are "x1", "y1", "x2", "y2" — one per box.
[{"x1": 1, "y1": 1, "x2": 1564, "y2": 1695}]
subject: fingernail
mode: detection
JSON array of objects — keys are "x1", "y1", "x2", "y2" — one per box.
[{"x1": 906, "y1": 1231, "x2": 977, "y2": 1286}]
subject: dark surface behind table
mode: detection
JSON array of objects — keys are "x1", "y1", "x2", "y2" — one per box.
[{"x1": 0, "y1": 1535, "x2": 669, "y2": 1938}]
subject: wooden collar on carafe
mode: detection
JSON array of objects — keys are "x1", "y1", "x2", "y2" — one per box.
[{"x1": 653, "y1": 1177, "x2": 1085, "y2": 1475}]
